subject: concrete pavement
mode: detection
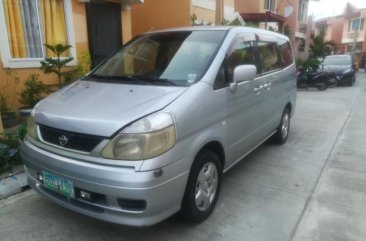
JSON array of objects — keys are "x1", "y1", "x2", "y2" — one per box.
[{"x1": 0, "y1": 71, "x2": 365, "y2": 241}]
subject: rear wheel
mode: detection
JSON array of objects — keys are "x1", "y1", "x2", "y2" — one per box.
[
  {"x1": 271, "y1": 108, "x2": 290, "y2": 145},
  {"x1": 181, "y1": 150, "x2": 222, "y2": 223},
  {"x1": 316, "y1": 83, "x2": 328, "y2": 91}
]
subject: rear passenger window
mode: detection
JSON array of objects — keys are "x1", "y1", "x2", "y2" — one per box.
[
  {"x1": 227, "y1": 41, "x2": 256, "y2": 81},
  {"x1": 278, "y1": 40, "x2": 294, "y2": 68},
  {"x1": 257, "y1": 42, "x2": 280, "y2": 73}
]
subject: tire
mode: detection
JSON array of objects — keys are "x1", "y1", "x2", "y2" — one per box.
[
  {"x1": 328, "y1": 77, "x2": 337, "y2": 88},
  {"x1": 271, "y1": 108, "x2": 290, "y2": 145},
  {"x1": 181, "y1": 150, "x2": 222, "y2": 223},
  {"x1": 316, "y1": 82, "x2": 328, "y2": 91}
]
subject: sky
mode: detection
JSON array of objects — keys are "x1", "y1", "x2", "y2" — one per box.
[{"x1": 308, "y1": 0, "x2": 366, "y2": 20}]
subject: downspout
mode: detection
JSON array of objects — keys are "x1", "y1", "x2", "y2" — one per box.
[
  {"x1": 215, "y1": 0, "x2": 223, "y2": 25},
  {"x1": 0, "y1": 112, "x2": 3, "y2": 134}
]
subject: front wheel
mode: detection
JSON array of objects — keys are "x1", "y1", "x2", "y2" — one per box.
[
  {"x1": 271, "y1": 108, "x2": 290, "y2": 145},
  {"x1": 180, "y1": 150, "x2": 222, "y2": 223},
  {"x1": 328, "y1": 77, "x2": 337, "y2": 88}
]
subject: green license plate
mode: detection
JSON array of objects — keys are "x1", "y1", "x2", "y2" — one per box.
[{"x1": 42, "y1": 171, "x2": 74, "y2": 198}]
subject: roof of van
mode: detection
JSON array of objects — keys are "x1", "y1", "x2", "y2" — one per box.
[{"x1": 143, "y1": 26, "x2": 289, "y2": 40}]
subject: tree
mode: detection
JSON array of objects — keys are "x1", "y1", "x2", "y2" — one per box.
[
  {"x1": 310, "y1": 33, "x2": 336, "y2": 58},
  {"x1": 40, "y1": 44, "x2": 74, "y2": 89}
]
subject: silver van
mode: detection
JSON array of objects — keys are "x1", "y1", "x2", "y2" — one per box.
[{"x1": 21, "y1": 26, "x2": 296, "y2": 226}]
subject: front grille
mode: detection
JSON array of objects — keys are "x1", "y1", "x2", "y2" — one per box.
[{"x1": 39, "y1": 125, "x2": 104, "y2": 152}]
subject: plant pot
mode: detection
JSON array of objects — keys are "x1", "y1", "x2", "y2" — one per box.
[
  {"x1": 1, "y1": 112, "x2": 17, "y2": 129},
  {"x1": 19, "y1": 107, "x2": 33, "y2": 117}
]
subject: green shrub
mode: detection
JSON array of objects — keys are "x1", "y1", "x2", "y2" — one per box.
[
  {"x1": 296, "y1": 58, "x2": 320, "y2": 71},
  {"x1": 19, "y1": 74, "x2": 49, "y2": 108}
]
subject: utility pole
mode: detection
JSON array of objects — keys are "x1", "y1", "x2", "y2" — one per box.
[
  {"x1": 352, "y1": 30, "x2": 358, "y2": 56},
  {"x1": 215, "y1": 0, "x2": 223, "y2": 25},
  {"x1": 0, "y1": 113, "x2": 3, "y2": 134}
]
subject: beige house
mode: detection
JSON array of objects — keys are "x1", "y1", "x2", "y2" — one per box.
[
  {"x1": 314, "y1": 3, "x2": 366, "y2": 55},
  {"x1": 235, "y1": 0, "x2": 314, "y2": 59}
]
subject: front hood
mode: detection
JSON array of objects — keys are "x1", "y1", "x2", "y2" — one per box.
[
  {"x1": 34, "y1": 80, "x2": 187, "y2": 136},
  {"x1": 322, "y1": 65, "x2": 352, "y2": 74}
]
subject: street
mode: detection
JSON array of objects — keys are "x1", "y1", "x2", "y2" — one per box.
[{"x1": 1, "y1": 71, "x2": 366, "y2": 241}]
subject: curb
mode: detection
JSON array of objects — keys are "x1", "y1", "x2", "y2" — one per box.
[{"x1": 0, "y1": 172, "x2": 29, "y2": 199}]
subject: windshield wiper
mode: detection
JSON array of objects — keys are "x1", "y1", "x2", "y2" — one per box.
[
  {"x1": 88, "y1": 74, "x2": 149, "y2": 85},
  {"x1": 130, "y1": 75, "x2": 178, "y2": 86},
  {"x1": 89, "y1": 74, "x2": 178, "y2": 86}
]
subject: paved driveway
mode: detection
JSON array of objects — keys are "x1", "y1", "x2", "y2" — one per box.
[{"x1": 1, "y1": 71, "x2": 366, "y2": 241}]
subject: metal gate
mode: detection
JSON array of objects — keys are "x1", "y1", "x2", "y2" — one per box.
[{"x1": 86, "y1": 1, "x2": 122, "y2": 68}]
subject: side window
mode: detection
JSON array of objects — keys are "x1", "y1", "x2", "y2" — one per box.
[
  {"x1": 278, "y1": 40, "x2": 294, "y2": 68},
  {"x1": 257, "y1": 42, "x2": 280, "y2": 73},
  {"x1": 214, "y1": 62, "x2": 228, "y2": 90},
  {"x1": 227, "y1": 41, "x2": 256, "y2": 81}
]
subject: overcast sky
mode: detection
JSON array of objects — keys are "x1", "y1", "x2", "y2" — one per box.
[{"x1": 308, "y1": 0, "x2": 366, "y2": 20}]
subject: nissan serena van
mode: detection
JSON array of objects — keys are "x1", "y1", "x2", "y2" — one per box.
[{"x1": 21, "y1": 26, "x2": 296, "y2": 226}]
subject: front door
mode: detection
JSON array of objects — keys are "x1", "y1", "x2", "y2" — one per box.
[
  {"x1": 86, "y1": 1, "x2": 122, "y2": 68},
  {"x1": 225, "y1": 34, "x2": 265, "y2": 167}
]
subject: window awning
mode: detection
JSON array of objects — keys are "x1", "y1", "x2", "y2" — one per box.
[{"x1": 240, "y1": 11, "x2": 286, "y2": 23}]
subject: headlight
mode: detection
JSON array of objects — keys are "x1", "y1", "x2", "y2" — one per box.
[
  {"x1": 101, "y1": 112, "x2": 176, "y2": 160},
  {"x1": 27, "y1": 114, "x2": 38, "y2": 140},
  {"x1": 342, "y1": 68, "x2": 352, "y2": 75}
]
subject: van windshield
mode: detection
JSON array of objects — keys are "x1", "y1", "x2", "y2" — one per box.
[{"x1": 91, "y1": 30, "x2": 226, "y2": 86}]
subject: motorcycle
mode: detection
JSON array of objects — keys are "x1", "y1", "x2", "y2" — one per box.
[{"x1": 297, "y1": 66, "x2": 329, "y2": 91}]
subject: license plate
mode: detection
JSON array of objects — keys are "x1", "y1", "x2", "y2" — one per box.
[{"x1": 42, "y1": 171, "x2": 74, "y2": 198}]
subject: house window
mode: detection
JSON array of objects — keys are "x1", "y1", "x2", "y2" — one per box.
[
  {"x1": 0, "y1": 0, "x2": 76, "y2": 68},
  {"x1": 264, "y1": 0, "x2": 275, "y2": 12},
  {"x1": 349, "y1": 18, "x2": 364, "y2": 32},
  {"x1": 318, "y1": 25, "x2": 327, "y2": 35},
  {"x1": 298, "y1": 0, "x2": 308, "y2": 23}
]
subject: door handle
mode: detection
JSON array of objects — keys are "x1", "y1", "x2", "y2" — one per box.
[
  {"x1": 263, "y1": 83, "x2": 272, "y2": 90},
  {"x1": 254, "y1": 85, "x2": 263, "y2": 92}
]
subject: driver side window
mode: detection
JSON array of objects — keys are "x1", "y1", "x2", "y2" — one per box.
[{"x1": 227, "y1": 41, "x2": 256, "y2": 82}]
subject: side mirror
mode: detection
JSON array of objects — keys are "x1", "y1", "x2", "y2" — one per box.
[{"x1": 230, "y1": 65, "x2": 257, "y2": 92}]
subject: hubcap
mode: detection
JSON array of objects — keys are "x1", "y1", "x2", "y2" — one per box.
[
  {"x1": 281, "y1": 113, "x2": 289, "y2": 139},
  {"x1": 195, "y1": 162, "x2": 218, "y2": 211}
]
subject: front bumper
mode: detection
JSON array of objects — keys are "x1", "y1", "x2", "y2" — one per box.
[
  {"x1": 336, "y1": 72, "x2": 355, "y2": 84},
  {"x1": 21, "y1": 139, "x2": 190, "y2": 226}
]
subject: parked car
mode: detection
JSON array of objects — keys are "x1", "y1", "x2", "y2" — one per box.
[
  {"x1": 321, "y1": 55, "x2": 356, "y2": 86},
  {"x1": 21, "y1": 26, "x2": 296, "y2": 226}
]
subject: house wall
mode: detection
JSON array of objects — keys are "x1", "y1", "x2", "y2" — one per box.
[
  {"x1": 0, "y1": 1, "x2": 88, "y2": 111},
  {"x1": 342, "y1": 17, "x2": 365, "y2": 52},
  {"x1": 235, "y1": 0, "x2": 261, "y2": 13},
  {"x1": 131, "y1": 0, "x2": 191, "y2": 37},
  {"x1": 0, "y1": 1, "x2": 132, "y2": 112},
  {"x1": 362, "y1": 10, "x2": 366, "y2": 52},
  {"x1": 192, "y1": 0, "x2": 236, "y2": 25}
]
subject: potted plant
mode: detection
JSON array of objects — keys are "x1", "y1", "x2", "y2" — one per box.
[
  {"x1": 0, "y1": 69, "x2": 19, "y2": 129},
  {"x1": 0, "y1": 94, "x2": 17, "y2": 129}
]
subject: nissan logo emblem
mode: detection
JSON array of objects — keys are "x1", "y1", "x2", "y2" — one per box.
[{"x1": 58, "y1": 135, "x2": 69, "y2": 146}]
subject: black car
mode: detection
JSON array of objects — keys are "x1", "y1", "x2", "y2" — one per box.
[{"x1": 322, "y1": 55, "x2": 356, "y2": 86}]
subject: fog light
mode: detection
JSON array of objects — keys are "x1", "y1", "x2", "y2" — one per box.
[
  {"x1": 37, "y1": 173, "x2": 43, "y2": 183},
  {"x1": 117, "y1": 198, "x2": 147, "y2": 211},
  {"x1": 80, "y1": 190, "x2": 91, "y2": 200}
]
